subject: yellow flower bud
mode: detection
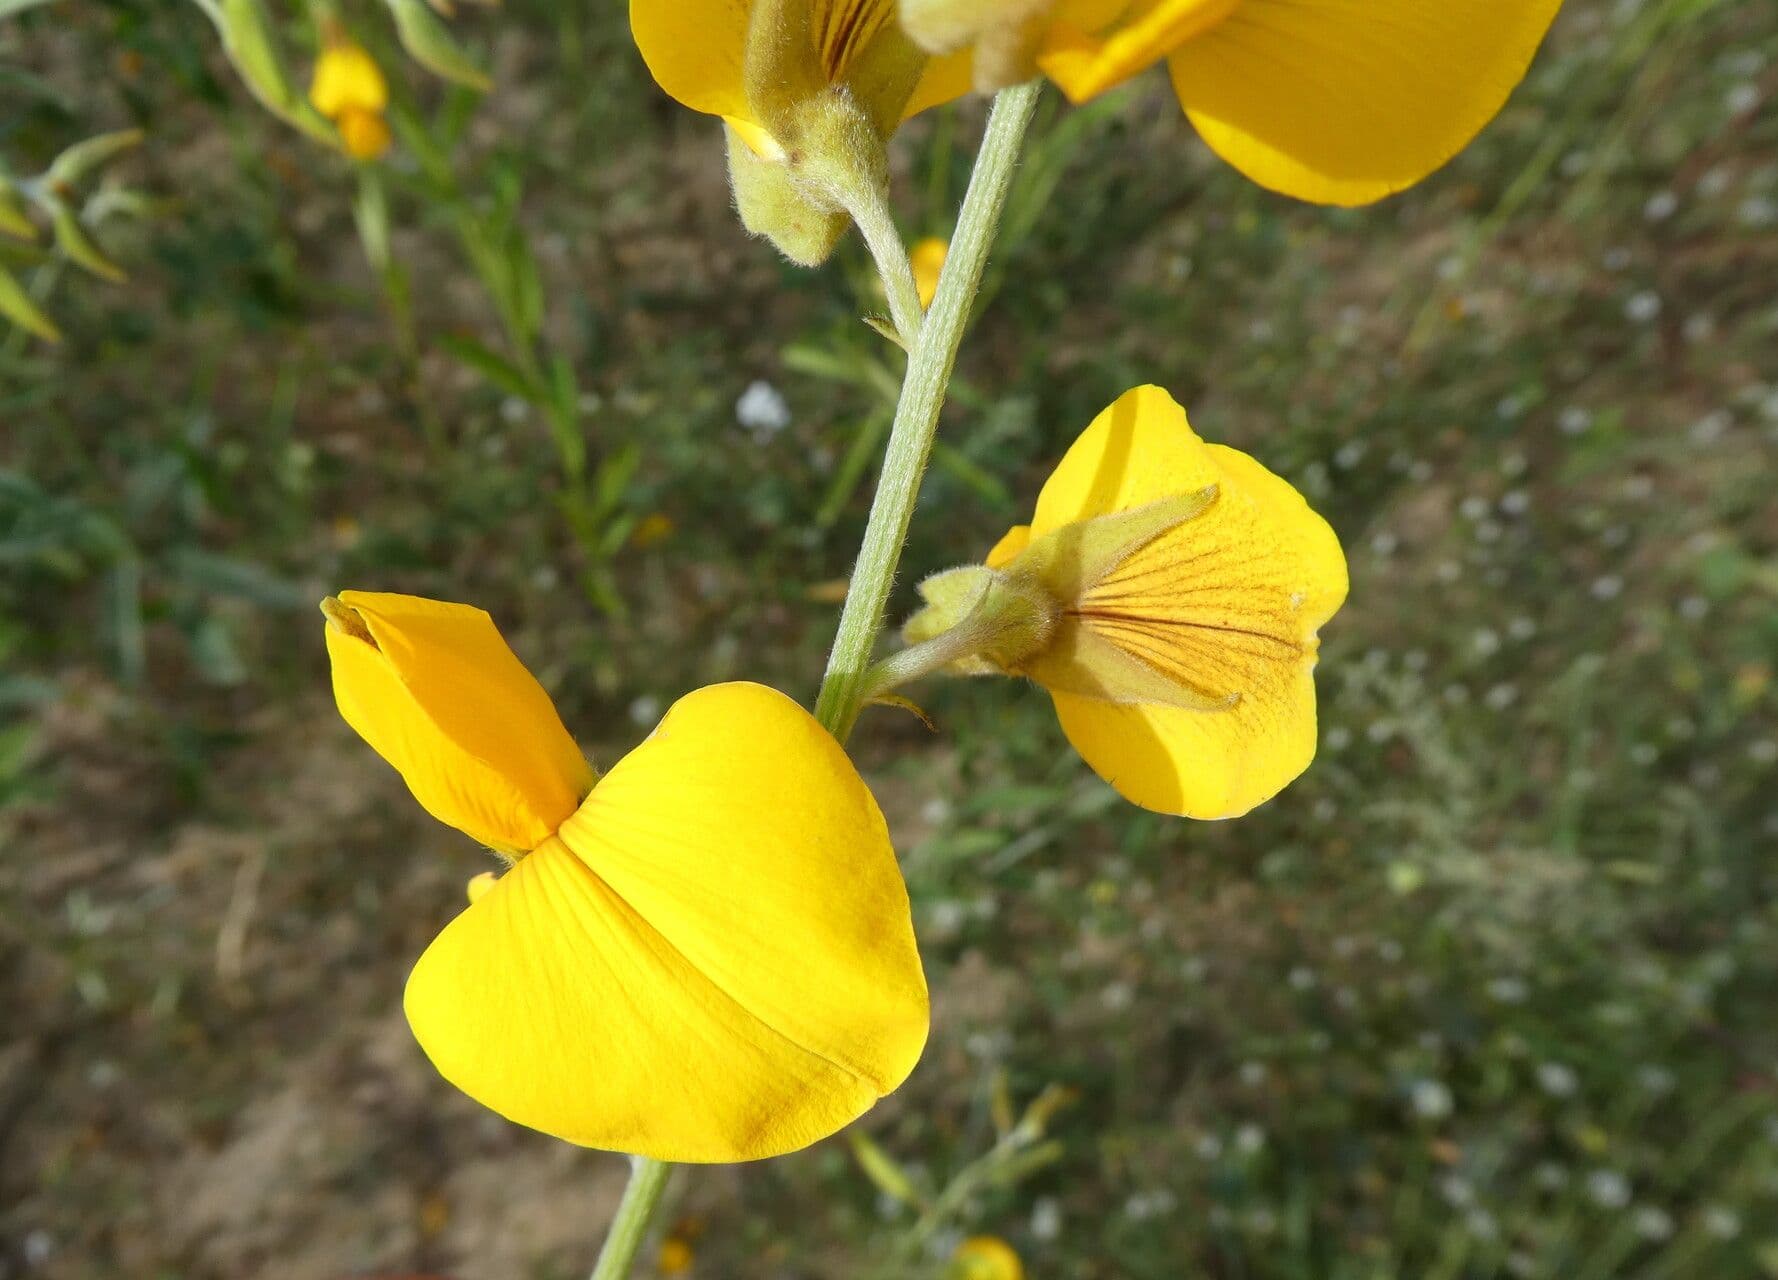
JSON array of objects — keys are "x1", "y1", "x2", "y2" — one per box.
[
  {"x1": 310, "y1": 37, "x2": 393, "y2": 161},
  {"x1": 950, "y1": 1235, "x2": 1024, "y2": 1280}
]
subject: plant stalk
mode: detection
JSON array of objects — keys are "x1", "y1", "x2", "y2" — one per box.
[
  {"x1": 584, "y1": 78, "x2": 1040, "y2": 1280},
  {"x1": 588, "y1": 1156, "x2": 670, "y2": 1280},
  {"x1": 813, "y1": 79, "x2": 1041, "y2": 743}
]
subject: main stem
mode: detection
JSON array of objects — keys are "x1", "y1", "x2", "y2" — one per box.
[
  {"x1": 588, "y1": 1156, "x2": 670, "y2": 1280},
  {"x1": 814, "y1": 80, "x2": 1041, "y2": 743},
  {"x1": 584, "y1": 79, "x2": 1040, "y2": 1280}
]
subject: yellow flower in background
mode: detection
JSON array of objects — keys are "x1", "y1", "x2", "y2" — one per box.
[
  {"x1": 910, "y1": 235, "x2": 948, "y2": 309},
  {"x1": 309, "y1": 36, "x2": 392, "y2": 160},
  {"x1": 950, "y1": 1235, "x2": 1024, "y2": 1280},
  {"x1": 657, "y1": 1236, "x2": 695, "y2": 1274},
  {"x1": 323, "y1": 591, "x2": 929, "y2": 1162},
  {"x1": 899, "y1": 0, "x2": 1566, "y2": 205},
  {"x1": 902, "y1": 386, "x2": 1347, "y2": 819}
]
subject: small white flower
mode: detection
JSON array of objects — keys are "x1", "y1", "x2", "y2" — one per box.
[
  {"x1": 1030, "y1": 1197, "x2": 1062, "y2": 1241},
  {"x1": 627, "y1": 694, "x2": 661, "y2": 726},
  {"x1": 1537, "y1": 1062, "x2": 1579, "y2": 1097},
  {"x1": 1559, "y1": 406, "x2": 1593, "y2": 435},
  {"x1": 1633, "y1": 1206, "x2": 1674, "y2": 1240},
  {"x1": 1642, "y1": 191, "x2": 1678, "y2": 222},
  {"x1": 1587, "y1": 1169, "x2": 1631, "y2": 1209},
  {"x1": 735, "y1": 379, "x2": 791, "y2": 435},
  {"x1": 1624, "y1": 290, "x2": 1662, "y2": 323},
  {"x1": 1235, "y1": 1123, "x2": 1266, "y2": 1155},
  {"x1": 1702, "y1": 1205, "x2": 1742, "y2": 1239},
  {"x1": 1591, "y1": 575, "x2": 1624, "y2": 601},
  {"x1": 1410, "y1": 1079, "x2": 1454, "y2": 1120}
]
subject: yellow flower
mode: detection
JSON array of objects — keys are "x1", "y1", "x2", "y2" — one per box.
[
  {"x1": 950, "y1": 1235, "x2": 1024, "y2": 1280},
  {"x1": 309, "y1": 37, "x2": 392, "y2": 161},
  {"x1": 323, "y1": 591, "x2": 929, "y2": 1161},
  {"x1": 902, "y1": 386, "x2": 1347, "y2": 818},
  {"x1": 633, "y1": 511, "x2": 676, "y2": 548},
  {"x1": 658, "y1": 1237, "x2": 695, "y2": 1274},
  {"x1": 910, "y1": 235, "x2": 948, "y2": 309},
  {"x1": 899, "y1": 0, "x2": 1566, "y2": 205}
]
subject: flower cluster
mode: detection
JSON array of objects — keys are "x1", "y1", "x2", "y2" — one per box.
[{"x1": 313, "y1": 0, "x2": 1567, "y2": 1270}]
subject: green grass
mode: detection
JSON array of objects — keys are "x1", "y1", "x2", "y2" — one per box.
[{"x1": 3, "y1": 0, "x2": 1777, "y2": 1277}]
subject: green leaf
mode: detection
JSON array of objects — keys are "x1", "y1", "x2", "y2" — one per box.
[
  {"x1": 50, "y1": 208, "x2": 125, "y2": 281},
  {"x1": 44, "y1": 128, "x2": 144, "y2": 188},
  {"x1": 0, "y1": 186, "x2": 35, "y2": 241},
  {"x1": 0, "y1": 0, "x2": 59, "y2": 16},
  {"x1": 437, "y1": 333, "x2": 542, "y2": 403},
  {"x1": 0, "y1": 263, "x2": 60, "y2": 342}
]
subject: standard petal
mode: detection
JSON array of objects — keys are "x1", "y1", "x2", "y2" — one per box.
[
  {"x1": 1037, "y1": 0, "x2": 1236, "y2": 101},
  {"x1": 903, "y1": 48, "x2": 975, "y2": 117},
  {"x1": 405, "y1": 681, "x2": 928, "y2": 1162},
  {"x1": 1021, "y1": 387, "x2": 1347, "y2": 817},
  {"x1": 327, "y1": 591, "x2": 593, "y2": 853},
  {"x1": 630, "y1": 0, "x2": 755, "y2": 124},
  {"x1": 1027, "y1": 384, "x2": 1218, "y2": 532},
  {"x1": 985, "y1": 525, "x2": 1032, "y2": 568},
  {"x1": 1166, "y1": 0, "x2": 1564, "y2": 205}
]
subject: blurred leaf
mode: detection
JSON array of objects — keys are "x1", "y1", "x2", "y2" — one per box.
[
  {"x1": 847, "y1": 1132, "x2": 923, "y2": 1207},
  {"x1": 438, "y1": 333, "x2": 540, "y2": 402},
  {"x1": 44, "y1": 128, "x2": 144, "y2": 188},
  {"x1": 50, "y1": 208, "x2": 125, "y2": 282},
  {"x1": 0, "y1": 0, "x2": 58, "y2": 15},
  {"x1": 165, "y1": 548, "x2": 306, "y2": 609},
  {"x1": 384, "y1": 0, "x2": 490, "y2": 90},
  {"x1": 0, "y1": 263, "x2": 60, "y2": 342},
  {"x1": 0, "y1": 186, "x2": 35, "y2": 241}
]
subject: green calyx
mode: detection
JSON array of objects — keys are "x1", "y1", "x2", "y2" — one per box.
[
  {"x1": 725, "y1": 0, "x2": 927, "y2": 267},
  {"x1": 882, "y1": 487, "x2": 1237, "y2": 710}
]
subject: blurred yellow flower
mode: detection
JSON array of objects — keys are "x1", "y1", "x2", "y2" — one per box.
[
  {"x1": 899, "y1": 0, "x2": 1566, "y2": 205},
  {"x1": 657, "y1": 1237, "x2": 694, "y2": 1274},
  {"x1": 910, "y1": 235, "x2": 948, "y2": 309},
  {"x1": 323, "y1": 591, "x2": 929, "y2": 1161},
  {"x1": 633, "y1": 511, "x2": 676, "y2": 548},
  {"x1": 903, "y1": 385, "x2": 1347, "y2": 818},
  {"x1": 950, "y1": 1235, "x2": 1024, "y2": 1280},
  {"x1": 309, "y1": 37, "x2": 392, "y2": 160}
]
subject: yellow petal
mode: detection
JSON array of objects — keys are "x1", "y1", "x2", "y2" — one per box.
[
  {"x1": 909, "y1": 235, "x2": 948, "y2": 308},
  {"x1": 632, "y1": 0, "x2": 918, "y2": 138},
  {"x1": 985, "y1": 524, "x2": 1031, "y2": 568},
  {"x1": 1027, "y1": 386, "x2": 1347, "y2": 818},
  {"x1": 336, "y1": 107, "x2": 392, "y2": 161},
  {"x1": 1037, "y1": 0, "x2": 1236, "y2": 101},
  {"x1": 629, "y1": 0, "x2": 755, "y2": 125},
  {"x1": 324, "y1": 591, "x2": 594, "y2": 853},
  {"x1": 903, "y1": 47, "x2": 975, "y2": 117},
  {"x1": 403, "y1": 682, "x2": 929, "y2": 1161},
  {"x1": 309, "y1": 42, "x2": 389, "y2": 117},
  {"x1": 1166, "y1": 0, "x2": 1564, "y2": 205}
]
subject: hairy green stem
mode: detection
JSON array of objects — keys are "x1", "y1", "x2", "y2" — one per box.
[
  {"x1": 588, "y1": 1156, "x2": 670, "y2": 1280},
  {"x1": 584, "y1": 79, "x2": 1040, "y2": 1280},
  {"x1": 814, "y1": 80, "x2": 1041, "y2": 743},
  {"x1": 846, "y1": 179, "x2": 927, "y2": 347}
]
